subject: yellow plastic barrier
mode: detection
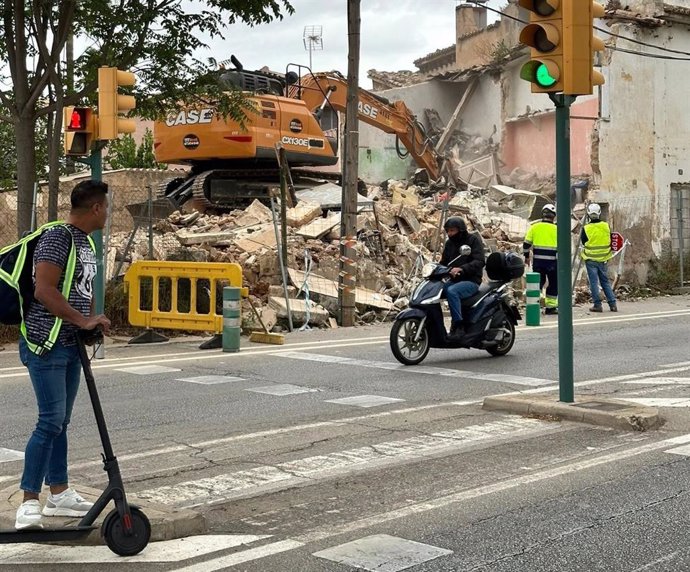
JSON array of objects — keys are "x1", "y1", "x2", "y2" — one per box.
[{"x1": 124, "y1": 261, "x2": 248, "y2": 332}]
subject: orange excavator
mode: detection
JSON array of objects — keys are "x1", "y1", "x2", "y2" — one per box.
[{"x1": 154, "y1": 57, "x2": 441, "y2": 210}]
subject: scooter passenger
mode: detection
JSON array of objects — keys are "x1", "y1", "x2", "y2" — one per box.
[{"x1": 440, "y1": 216, "x2": 486, "y2": 341}]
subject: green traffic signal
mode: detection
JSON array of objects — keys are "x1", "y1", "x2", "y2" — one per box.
[{"x1": 535, "y1": 63, "x2": 558, "y2": 88}]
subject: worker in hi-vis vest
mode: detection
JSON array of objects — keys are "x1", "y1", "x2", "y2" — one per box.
[
  {"x1": 523, "y1": 204, "x2": 558, "y2": 315},
  {"x1": 581, "y1": 202, "x2": 617, "y2": 313}
]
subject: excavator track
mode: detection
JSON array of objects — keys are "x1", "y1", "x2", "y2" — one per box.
[{"x1": 159, "y1": 167, "x2": 341, "y2": 212}]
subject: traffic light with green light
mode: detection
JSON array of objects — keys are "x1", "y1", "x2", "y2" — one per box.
[
  {"x1": 63, "y1": 106, "x2": 96, "y2": 156},
  {"x1": 519, "y1": 0, "x2": 606, "y2": 95},
  {"x1": 519, "y1": 0, "x2": 564, "y2": 93},
  {"x1": 98, "y1": 67, "x2": 137, "y2": 140}
]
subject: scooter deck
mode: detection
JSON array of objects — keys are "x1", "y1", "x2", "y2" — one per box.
[{"x1": 0, "y1": 525, "x2": 97, "y2": 543}]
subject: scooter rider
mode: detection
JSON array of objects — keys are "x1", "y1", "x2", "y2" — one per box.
[{"x1": 440, "y1": 216, "x2": 485, "y2": 341}]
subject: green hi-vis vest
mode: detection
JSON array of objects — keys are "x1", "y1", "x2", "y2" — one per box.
[
  {"x1": 582, "y1": 221, "x2": 613, "y2": 262},
  {"x1": 6, "y1": 222, "x2": 94, "y2": 356}
]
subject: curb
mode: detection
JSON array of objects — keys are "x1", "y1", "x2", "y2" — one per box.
[
  {"x1": 0, "y1": 484, "x2": 206, "y2": 543},
  {"x1": 482, "y1": 395, "x2": 661, "y2": 432}
]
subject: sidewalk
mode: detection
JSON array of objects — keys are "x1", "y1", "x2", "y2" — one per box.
[{"x1": 0, "y1": 484, "x2": 205, "y2": 542}]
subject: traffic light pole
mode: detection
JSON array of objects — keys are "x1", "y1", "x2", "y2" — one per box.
[
  {"x1": 78, "y1": 146, "x2": 106, "y2": 359},
  {"x1": 550, "y1": 93, "x2": 576, "y2": 403}
]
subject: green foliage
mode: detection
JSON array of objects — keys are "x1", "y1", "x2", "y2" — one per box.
[
  {"x1": 490, "y1": 40, "x2": 511, "y2": 64},
  {"x1": 647, "y1": 251, "x2": 690, "y2": 292},
  {"x1": 105, "y1": 129, "x2": 164, "y2": 170}
]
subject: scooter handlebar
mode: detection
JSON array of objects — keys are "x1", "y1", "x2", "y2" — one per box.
[{"x1": 76, "y1": 327, "x2": 104, "y2": 347}]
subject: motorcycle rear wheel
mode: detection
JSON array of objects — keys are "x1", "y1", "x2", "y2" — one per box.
[
  {"x1": 486, "y1": 318, "x2": 515, "y2": 357},
  {"x1": 390, "y1": 318, "x2": 430, "y2": 365}
]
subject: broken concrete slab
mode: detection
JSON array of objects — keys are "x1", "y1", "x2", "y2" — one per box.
[
  {"x1": 287, "y1": 268, "x2": 394, "y2": 311},
  {"x1": 286, "y1": 200, "x2": 322, "y2": 227},
  {"x1": 234, "y1": 226, "x2": 278, "y2": 253},
  {"x1": 234, "y1": 199, "x2": 273, "y2": 226},
  {"x1": 268, "y1": 296, "x2": 329, "y2": 326},
  {"x1": 296, "y1": 182, "x2": 373, "y2": 209},
  {"x1": 176, "y1": 229, "x2": 235, "y2": 245},
  {"x1": 395, "y1": 205, "x2": 421, "y2": 234},
  {"x1": 296, "y1": 212, "x2": 341, "y2": 239},
  {"x1": 390, "y1": 182, "x2": 420, "y2": 206}
]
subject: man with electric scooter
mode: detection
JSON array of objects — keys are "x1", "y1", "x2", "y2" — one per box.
[
  {"x1": 15, "y1": 180, "x2": 111, "y2": 530},
  {"x1": 440, "y1": 216, "x2": 485, "y2": 342}
]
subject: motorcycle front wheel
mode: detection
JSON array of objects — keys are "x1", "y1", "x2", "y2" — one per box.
[
  {"x1": 390, "y1": 317, "x2": 430, "y2": 365},
  {"x1": 486, "y1": 318, "x2": 515, "y2": 357}
]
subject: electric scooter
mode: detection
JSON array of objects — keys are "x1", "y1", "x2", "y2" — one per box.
[
  {"x1": 390, "y1": 251, "x2": 524, "y2": 365},
  {"x1": 0, "y1": 328, "x2": 151, "y2": 556}
]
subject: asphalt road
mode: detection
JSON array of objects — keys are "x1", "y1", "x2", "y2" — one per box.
[{"x1": 1, "y1": 295, "x2": 690, "y2": 570}]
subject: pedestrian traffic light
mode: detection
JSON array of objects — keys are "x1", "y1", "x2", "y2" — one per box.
[
  {"x1": 518, "y1": 0, "x2": 564, "y2": 93},
  {"x1": 97, "y1": 67, "x2": 137, "y2": 140},
  {"x1": 562, "y1": 1, "x2": 606, "y2": 95},
  {"x1": 63, "y1": 106, "x2": 96, "y2": 156}
]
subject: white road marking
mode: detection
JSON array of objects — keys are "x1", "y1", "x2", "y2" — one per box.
[
  {"x1": 173, "y1": 539, "x2": 305, "y2": 572},
  {"x1": 622, "y1": 398, "x2": 690, "y2": 407},
  {"x1": 630, "y1": 551, "x2": 681, "y2": 571},
  {"x1": 135, "y1": 417, "x2": 553, "y2": 508},
  {"x1": 0, "y1": 447, "x2": 23, "y2": 464},
  {"x1": 245, "y1": 384, "x2": 319, "y2": 396},
  {"x1": 280, "y1": 352, "x2": 553, "y2": 386},
  {"x1": 622, "y1": 378, "x2": 690, "y2": 385},
  {"x1": 177, "y1": 375, "x2": 244, "y2": 385},
  {"x1": 294, "y1": 433, "x2": 690, "y2": 545},
  {"x1": 664, "y1": 444, "x2": 690, "y2": 456},
  {"x1": 0, "y1": 534, "x2": 270, "y2": 564},
  {"x1": 313, "y1": 534, "x2": 452, "y2": 572},
  {"x1": 325, "y1": 395, "x2": 406, "y2": 408},
  {"x1": 115, "y1": 365, "x2": 182, "y2": 375}
]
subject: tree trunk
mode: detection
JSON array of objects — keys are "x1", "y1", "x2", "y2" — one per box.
[
  {"x1": 15, "y1": 116, "x2": 36, "y2": 237},
  {"x1": 47, "y1": 108, "x2": 62, "y2": 221}
]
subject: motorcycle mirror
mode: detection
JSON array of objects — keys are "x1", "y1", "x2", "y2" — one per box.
[{"x1": 461, "y1": 245, "x2": 471, "y2": 256}]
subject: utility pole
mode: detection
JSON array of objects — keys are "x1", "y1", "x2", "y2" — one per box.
[{"x1": 339, "y1": 0, "x2": 360, "y2": 327}]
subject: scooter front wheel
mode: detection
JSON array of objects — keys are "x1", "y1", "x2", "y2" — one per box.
[
  {"x1": 390, "y1": 317, "x2": 430, "y2": 365},
  {"x1": 102, "y1": 506, "x2": 151, "y2": 556},
  {"x1": 486, "y1": 318, "x2": 515, "y2": 357}
]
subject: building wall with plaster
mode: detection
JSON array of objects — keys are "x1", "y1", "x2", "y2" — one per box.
[{"x1": 596, "y1": 15, "x2": 690, "y2": 283}]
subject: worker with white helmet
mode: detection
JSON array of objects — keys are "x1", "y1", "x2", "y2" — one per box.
[
  {"x1": 581, "y1": 202, "x2": 617, "y2": 312},
  {"x1": 523, "y1": 203, "x2": 558, "y2": 315}
]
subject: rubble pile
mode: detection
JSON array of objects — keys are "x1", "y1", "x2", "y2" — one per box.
[{"x1": 109, "y1": 178, "x2": 555, "y2": 331}]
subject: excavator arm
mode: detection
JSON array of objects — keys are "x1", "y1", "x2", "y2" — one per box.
[{"x1": 291, "y1": 72, "x2": 441, "y2": 180}]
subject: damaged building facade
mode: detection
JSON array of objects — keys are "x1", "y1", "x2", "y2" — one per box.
[{"x1": 361, "y1": 0, "x2": 690, "y2": 284}]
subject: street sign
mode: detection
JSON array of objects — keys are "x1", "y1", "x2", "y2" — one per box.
[{"x1": 611, "y1": 231, "x2": 625, "y2": 252}]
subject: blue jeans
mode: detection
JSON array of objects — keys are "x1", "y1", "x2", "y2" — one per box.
[
  {"x1": 585, "y1": 260, "x2": 616, "y2": 306},
  {"x1": 443, "y1": 280, "x2": 479, "y2": 323},
  {"x1": 18, "y1": 337, "x2": 82, "y2": 494}
]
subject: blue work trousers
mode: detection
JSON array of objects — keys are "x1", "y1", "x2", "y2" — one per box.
[
  {"x1": 585, "y1": 260, "x2": 616, "y2": 306},
  {"x1": 443, "y1": 280, "x2": 479, "y2": 323},
  {"x1": 18, "y1": 338, "x2": 82, "y2": 494}
]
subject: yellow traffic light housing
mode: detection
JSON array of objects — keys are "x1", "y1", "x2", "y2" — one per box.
[
  {"x1": 562, "y1": 1, "x2": 605, "y2": 95},
  {"x1": 98, "y1": 67, "x2": 137, "y2": 140},
  {"x1": 63, "y1": 106, "x2": 96, "y2": 156},
  {"x1": 519, "y1": 0, "x2": 564, "y2": 93}
]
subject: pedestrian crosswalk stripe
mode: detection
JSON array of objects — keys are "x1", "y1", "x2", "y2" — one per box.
[
  {"x1": 245, "y1": 384, "x2": 319, "y2": 396},
  {"x1": 0, "y1": 447, "x2": 23, "y2": 464},
  {"x1": 621, "y1": 398, "x2": 690, "y2": 407},
  {"x1": 325, "y1": 395, "x2": 405, "y2": 408},
  {"x1": 177, "y1": 375, "x2": 244, "y2": 385},
  {"x1": 115, "y1": 365, "x2": 182, "y2": 375},
  {"x1": 313, "y1": 534, "x2": 452, "y2": 571},
  {"x1": 278, "y1": 352, "x2": 553, "y2": 386},
  {"x1": 135, "y1": 417, "x2": 553, "y2": 508}
]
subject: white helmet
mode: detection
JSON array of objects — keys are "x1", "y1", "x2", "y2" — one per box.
[
  {"x1": 542, "y1": 204, "x2": 556, "y2": 216},
  {"x1": 587, "y1": 203, "x2": 602, "y2": 218}
]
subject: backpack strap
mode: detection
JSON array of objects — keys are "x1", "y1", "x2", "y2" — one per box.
[{"x1": 21, "y1": 223, "x2": 77, "y2": 356}]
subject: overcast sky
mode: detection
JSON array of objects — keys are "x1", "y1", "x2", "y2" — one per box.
[{"x1": 201, "y1": 0, "x2": 506, "y2": 88}]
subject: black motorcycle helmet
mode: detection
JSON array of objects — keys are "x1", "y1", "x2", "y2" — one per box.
[{"x1": 443, "y1": 216, "x2": 467, "y2": 233}]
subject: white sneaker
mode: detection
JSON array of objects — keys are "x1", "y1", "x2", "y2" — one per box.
[
  {"x1": 15, "y1": 499, "x2": 43, "y2": 529},
  {"x1": 42, "y1": 488, "x2": 93, "y2": 517}
]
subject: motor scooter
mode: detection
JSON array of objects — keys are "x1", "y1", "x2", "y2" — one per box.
[
  {"x1": 390, "y1": 251, "x2": 524, "y2": 365},
  {"x1": 0, "y1": 328, "x2": 151, "y2": 556}
]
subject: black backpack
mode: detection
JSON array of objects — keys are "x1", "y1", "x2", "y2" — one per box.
[{"x1": 0, "y1": 221, "x2": 67, "y2": 325}]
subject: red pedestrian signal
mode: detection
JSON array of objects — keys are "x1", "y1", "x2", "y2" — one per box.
[{"x1": 63, "y1": 106, "x2": 96, "y2": 156}]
